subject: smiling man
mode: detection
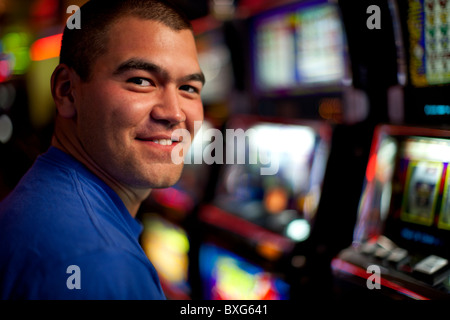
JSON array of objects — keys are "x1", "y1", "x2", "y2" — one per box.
[{"x1": 0, "y1": 0, "x2": 204, "y2": 299}]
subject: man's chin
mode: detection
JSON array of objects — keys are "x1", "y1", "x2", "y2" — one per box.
[
  {"x1": 150, "y1": 179, "x2": 181, "y2": 189},
  {"x1": 143, "y1": 165, "x2": 184, "y2": 189}
]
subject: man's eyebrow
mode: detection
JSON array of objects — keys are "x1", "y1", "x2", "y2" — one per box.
[
  {"x1": 113, "y1": 59, "x2": 168, "y2": 78},
  {"x1": 113, "y1": 58, "x2": 205, "y2": 85},
  {"x1": 181, "y1": 72, "x2": 206, "y2": 86}
]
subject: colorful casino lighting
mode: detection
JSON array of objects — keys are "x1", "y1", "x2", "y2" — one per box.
[
  {"x1": 0, "y1": 58, "x2": 11, "y2": 83},
  {"x1": 0, "y1": 41, "x2": 12, "y2": 83},
  {"x1": 30, "y1": 33, "x2": 62, "y2": 61},
  {"x1": 1, "y1": 31, "x2": 32, "y2": 75}
]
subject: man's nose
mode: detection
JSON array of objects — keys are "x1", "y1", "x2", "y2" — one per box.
[{"x1": 150, "y1": 87, "x2": 186, "y2": 126}]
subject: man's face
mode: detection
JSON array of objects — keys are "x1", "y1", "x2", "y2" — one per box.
[{"x1": 73, "y1": 17, "x2": 204, "y2": 189}]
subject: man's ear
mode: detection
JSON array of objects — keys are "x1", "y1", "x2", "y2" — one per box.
[{"x1": 51, "y1": 64, "x2": 78, "y2": 118}]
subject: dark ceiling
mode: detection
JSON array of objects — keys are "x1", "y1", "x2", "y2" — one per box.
[
  {"x1": 171, "y1": 0, "x2": 211, "y2": 20},
  {"x1": 0, "y1": 0, "x2": 213, "y2": 26}
]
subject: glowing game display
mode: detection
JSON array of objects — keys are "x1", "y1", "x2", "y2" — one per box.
[
  {"x1": 252, "y1": 0, "x2": 346, "y2": 94},
  {"x1": 296, "y1": 5, "x2": 346, "y2": 84},
  {"x1": 213, "y1": 117, "x2": 331, "y2": 242},
  {"x1": 354, "y1": 126, "x2": 450, "y2": 258},
  {"x1": 254, "y1": 11, "x2": 296, "y2": 91},
  {"x1": 199, "y1": 243, "x2": 290, "y2": 300},
  {"x1": 439, "y1": 168, "x2": 450, "y2": 230},
  {"x1": 401, "y1": 160, "x2": 443, "y2": 226},
  {"x1": 408, "y1": 0, "x2": 450, "y2": 86},
  {"x1": 140, "y1": 214, "x2": 191, "y2": 296}
]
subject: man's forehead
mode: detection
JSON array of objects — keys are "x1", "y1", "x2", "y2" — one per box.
[
  {"x1": 105, "y1": 17, "x2": 197, "y2": 56},
  {"x1": 108, "y1": 16, "x2": 194, "y2": 38},
  {"x1": 99, "y1": 17, "x2": 200, "y2": 66}
]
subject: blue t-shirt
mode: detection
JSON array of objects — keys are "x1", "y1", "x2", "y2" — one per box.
[{"x1": 0, "y1": 147, "x2": 166, "y2": 300}]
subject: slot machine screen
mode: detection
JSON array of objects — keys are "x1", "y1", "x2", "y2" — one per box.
[
  {"x1": 213, "y1": 116, "x2": 331, "y2": 242},
  {"x1": 354, "y1": 125, "x2": 450, "y2": 259},
  {"x1": 252, "y1": 0, "x2": 347, "y2": 95},
  {"x1": 198, "y1": 243, "x2": 290, "y2": 300},
  {"x1": 406, "y1": 0, "x2": 450, "y2": 87},
  {"x1": 397, "y1": 0, "x2": 450, "y2": 124}
]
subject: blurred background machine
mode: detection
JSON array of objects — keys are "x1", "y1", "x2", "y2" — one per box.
[
  {"x1": 189, "y1": 0, "x2": 400, "y2": 301},
  {"x1": 195, "y1": 114, "x2": 332, "y2": 300},
  {"x1": 332, "y1": 0, "x2": 450, "y2": 300}
]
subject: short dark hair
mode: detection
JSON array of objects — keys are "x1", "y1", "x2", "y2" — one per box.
[{"x1": 60, "y1": 0, "x2": 192, "y2": 81}]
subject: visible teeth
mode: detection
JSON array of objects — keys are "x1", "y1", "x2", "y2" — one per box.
[{"x1": 152, "y1": 139, "x2": 172, "y2": 145}]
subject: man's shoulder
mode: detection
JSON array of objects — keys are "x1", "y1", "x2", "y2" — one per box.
[
  {"x1": 1, "y1": 149, "x2": 84, "y2": 210},
  {"x1": 0, "y1": 147, "x2": 118, "y2": 224},
  {"x1": 0, "y1": 150, "x2": 110, "y2": 262},
  {"x1": 0, "y1": 154, "x2": 92, "y2": 234}
]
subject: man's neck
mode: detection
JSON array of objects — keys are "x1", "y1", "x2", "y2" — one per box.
[{"x1": 52, "y1": 118, "x2": 151, "y2": 217}]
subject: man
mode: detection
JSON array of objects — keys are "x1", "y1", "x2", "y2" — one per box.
[{"x1": 0, "y1": 0, "x2": 204, "y2": 299}]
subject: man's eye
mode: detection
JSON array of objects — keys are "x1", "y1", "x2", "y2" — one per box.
[
  {"x1": 180, "y1": 85, "x2": 199, "y2": 94},
  {"x1": 127, "y1": 78, "x2": 153, "y2": 87}
]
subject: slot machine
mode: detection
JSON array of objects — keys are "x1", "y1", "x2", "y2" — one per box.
[
  {"x1": 332, "y1": 0, "x2": 450, "y2": 300},
  {"x1": 197, "y1": 114, "x2": 333, "y2": 300},
  {"x1": 193, "y1": 0, "x2": 397, "y2": 300}
]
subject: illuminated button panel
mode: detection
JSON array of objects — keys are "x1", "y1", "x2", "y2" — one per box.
[
  {"x1": 413, "y1": 255, "x2": 449, "y2": 285},
  {"x1": 359, "y1": 236, "x2": 450, "y2": 286}
]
